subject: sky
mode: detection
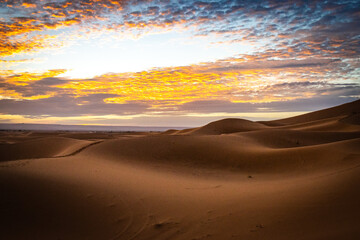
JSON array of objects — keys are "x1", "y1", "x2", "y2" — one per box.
[{"x1": 0, "y1": 0, "x2": 359, "y2": 127}]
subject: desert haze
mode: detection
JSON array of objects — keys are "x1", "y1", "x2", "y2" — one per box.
[{"x1": 1, "y1": 100, "x2": 360, "y2": 240}]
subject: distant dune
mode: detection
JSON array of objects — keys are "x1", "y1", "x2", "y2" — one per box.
[
  {"x1": 262, "y1": 99, "x2": 360, "y2": 126},
  {"x1": 176, "y1": 118, "x2": 269, "y2": 135},
  {"x1": 1, "y1": 100, "x2": 360, "y2": 240}
]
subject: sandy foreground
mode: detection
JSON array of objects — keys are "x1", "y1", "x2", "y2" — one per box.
[{"x1": 1, "y1": 100, "x2": 360, "y2": 240}]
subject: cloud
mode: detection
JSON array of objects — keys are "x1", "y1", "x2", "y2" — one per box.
[
  {"x1": 0, "y1": 69, "x2": 66, "y2": 86},
  {"x1": 0, "y1": 63, "x2": 359, "y2": 117},
  {"x1": 178, "y1": 95, "x2": 360, "y2": 114},
  {"x1": 1, "y1": 82, "x2": 358, "y2": 118},
  {"x1": 0, "y1": 94, "x2": 150, "y2": 117},
  {"x1": 1, "y1": 0, "x2": 359, "y2": 59}
]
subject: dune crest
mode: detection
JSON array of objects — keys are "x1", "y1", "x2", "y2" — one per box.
[{"x1": 0, "y1": 137, "x2": 96, "y2": 162}]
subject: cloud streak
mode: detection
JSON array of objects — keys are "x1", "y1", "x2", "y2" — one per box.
[
  {"x1": 1, "y1": 57, "x2": 359, "y2": 118},
  {"x1": 1, "y1": 0, "x2": 359, "y2": 58}
]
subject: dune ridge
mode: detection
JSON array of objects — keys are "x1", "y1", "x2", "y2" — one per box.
[
  {"x1": 0, "y1": 137, "x2": 96, "y2": 162},
  {"x1": 262, "y1": 99, "x2": 360, "y2": 126},
  {"x1": 1, "y1": 99, "x2": 360, "y2": 240}
]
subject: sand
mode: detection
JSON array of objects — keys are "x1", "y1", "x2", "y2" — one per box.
[{"x1": 1, "y1": 100, "x2": 360, "y2": 240}]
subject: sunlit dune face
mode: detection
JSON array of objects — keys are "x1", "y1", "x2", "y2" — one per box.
[{"x1": 0, "y1": 0, "x2": 359, "y2": 125}]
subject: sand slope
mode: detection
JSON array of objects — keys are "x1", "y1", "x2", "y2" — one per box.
[
  {"x1": 79, "y1": 133, "x2": 360, "y2": 173},
  {"x1": 262, "y1": 99, "x2": 360, "y2": 126},
  {"x1": 1, "y1": 100, "x2": 360, "y2": 240},
  {"x1": 0, "y1": 137, "x2": 97, "y2": 162}
]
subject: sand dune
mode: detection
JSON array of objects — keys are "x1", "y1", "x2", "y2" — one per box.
[
  {"x1": 1, "y1": 100, "x2": 360, "y2": 239},
  {"x1": 238, "y1": 128, "x2": 360, "y2": 148},
  {"x1": 0, "y1": 137, "x2": 97, "y2": 162},
  {"x1": 263, "y1": 99, "x2": 360, "y2": 126},
  {"x1": 173, "y1": 118, "x2": 268, "y2": 135},
  {"x1": 79, "y1": 133, "x2": 360, "y2": 174},
  {"x1": 275, "y1": 116, "x2": 360, "y2": 132}
]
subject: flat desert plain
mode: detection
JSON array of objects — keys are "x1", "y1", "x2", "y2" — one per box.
[{"x1": 1, "y1": 100, "x2": 360, "y2": 240}]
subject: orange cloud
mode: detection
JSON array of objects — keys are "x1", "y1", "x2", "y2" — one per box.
[
  {"x1": 0, "y1": 34, "x2": 64, "y2": 57},
  {"x1": 21, "y1": 2, "x2": 37, "y2": 8},
  {"x1": 1, "y1": 51, "x2": 343, "y2": 108},
  {"x1": 52, "y1": 59, "x2": 332, "y2": 107},
  {"x1": 2, "y1": 69, "x2": 66, "y2": 86},
  {"x1": 0, "y1": 1, "x2": 119, "y2": 57}
]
